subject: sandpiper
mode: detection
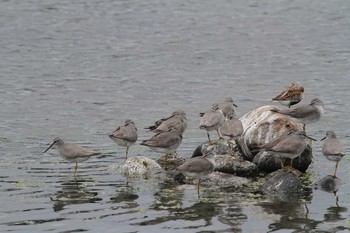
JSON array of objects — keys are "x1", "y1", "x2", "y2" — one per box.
[
  {"x1": 145, "y1": 110, "x2": 187, "y2": 134},
  {"x1": 254, "y1": 130, "x2": 316, "y2": 172},
  {"x1": 140, "y1": 127, "x2": 182, "y2": 170},
  {"x1": 272, "y1": 81, "x2": 304, "y2": 108},
  {"x1": 176, "y1": 145, "x2": 215, "y2": 197},
  {"x1": 218, "y1": 97, "x2": 238, "y2": 117},
  {"x1": 321, "y1": 131, "x2": 345, "y2": 178},
  {"x1": 44, "y1": 137, "x2": 101, "y2": 176},
  {"x1": 200, "y1": 97, "x2": 237, "y2": 117},
  {"x1": 199, "y1": 103, "x2": 225, "y2": 144},
  {"x1": 219, "y1": 110, "x2": 243, "y2": 148},
  {"x1": 270, "y1": 98, "x2": 324, "y2": 131},
  {"x1": 109, "y1": 119, "x2": 138, "y2": 160}
]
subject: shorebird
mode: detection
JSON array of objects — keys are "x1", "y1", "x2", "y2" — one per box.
[
  {"x1": 321, "y1": 131, "x2": 345, "y2": 178},
  {"x1": 254, "y1": 130, "x2": 316, "y2": 172},
  {"x1": 200, "y1": 97, "x2": 237, "y2": 117},
  {"x1": 270, "y1": 98, "x2": 324, "y2": 131},
  {"x1": 109, "y1": 119, "x2": 138, "y2": 160},
  {"x1": 176, "y1": 145, "x2": 216, "y2": 197},
  {"x1": 219, "y1": 110, "x2": 243, "y2": 148},
  {"x1": 140, "y1": 127, "x2": 182, "y2": 170},
  {"x1": 272, "y1": 81, "x2": 304, "y2": 108},
  {"x1": 145, "y1": 110, "x2": 187, "y2": 134},
  {"x1": 44, "y1": 137, "x2": 101, "y2": 176},
  {"x1": 199, "y1": 103, "x2": 225, "y2": 144}
]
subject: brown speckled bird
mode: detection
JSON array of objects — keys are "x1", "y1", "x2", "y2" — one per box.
[{"x1": 272, "y1": 81, "x2": 304, "y2": 108}]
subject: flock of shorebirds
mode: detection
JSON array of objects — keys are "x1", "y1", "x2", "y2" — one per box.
[{"x1": 44, "y1": 81, "x2": 345, "y2": 195}]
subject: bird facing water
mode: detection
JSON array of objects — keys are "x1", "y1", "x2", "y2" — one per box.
[
  {"x1": 43, "y1": 137, "x2": 101, "y2": 176},
  {"x1": 321, "y1": 131, "x2": 345, "y2": 178},
  {"x1": 109, "y1": 119, "x2": 138, "y2": 160}
]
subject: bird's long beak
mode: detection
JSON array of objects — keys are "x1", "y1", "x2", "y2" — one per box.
[
  {"x1": 233, "y1": 103, "x2": 238, "y2": 107},
  {"x1": 320, "y1": 136, "x2": 326, "y2": 141},
  {"x1": 305, "y1": 135, "x2": 317, "y2": 141},
  {"x1": 44, "y1": 141, "x2": 56, "y2": 153}
]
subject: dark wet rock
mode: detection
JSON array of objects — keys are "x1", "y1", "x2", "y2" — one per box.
[
  {"x1": 192, "y1": 139, "x2": 231, "y2": 158},
  {"x1": 215, "y1": 153, "x2": 258, "y2": 177},
  {"x1": 261, "y1": 170, "x2": 304, "y2": 202},
  {"x1": 253, "y1": 144, "x2": 312, "y2": 173},
  {"x1": 314, "y1": 175, "x2": 342, "y2": 194}
]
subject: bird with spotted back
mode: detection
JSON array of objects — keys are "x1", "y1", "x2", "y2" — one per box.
[
  {"x1": 272, "y1": 81, "x2": 304, "y2": 108},
  {"x1": 109, "y1": 119, "x2": 138, "y2": 160},
  {"x1": 44, "y1": 137, "x2": 101, "y2": 177}
]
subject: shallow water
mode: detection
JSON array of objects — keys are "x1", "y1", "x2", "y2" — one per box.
[{"x1": 1, "y1": 0, "x2": 350, "y2": 232}]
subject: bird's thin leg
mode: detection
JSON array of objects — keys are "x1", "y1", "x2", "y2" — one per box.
[
  {"x1": 333, "y1": 161, "x2": 339, "y2": 178},
  {"x1": 125, "y1": 147, "x2": 129, "y2": 160},
  {"x1": 197, "y1": 179, "x2": 200, "y2": 198},
  {"x1": 216, "y1": 129, "x2": 222, "y2": 139},
  {"x1": 165, "y1": 154, "x2": 168, "y2": 171},
  {"x1": 303, "y1": 124, "x2": 306, "y2": 132},
  {"x1": 207, "y1": 132, "x2": 212, "y2": 144},
  {"x1": 74, "y1": 162, "x2": 78, "y2": 177}
]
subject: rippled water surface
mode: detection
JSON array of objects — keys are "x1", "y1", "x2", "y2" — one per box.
[{"x1": 1, "y1": 0, "x2": 350, "y2": 232}]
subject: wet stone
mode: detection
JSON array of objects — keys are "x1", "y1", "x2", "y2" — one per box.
[
  {"x1": 215, "y1": 153, "x2": 258, "y2": 177},
  {"x1": 110, "y1": 156, "x2": 164, "y2": 179},
  {"x1": 261, "y1": 170, "x2": 303, "y2": 200},
  {"x1": 253, "y1": 145, "x2": 312, "y2": 174}
]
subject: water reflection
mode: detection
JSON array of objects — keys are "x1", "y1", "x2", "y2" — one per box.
[
  {"x1": 51, "y1": 178, "x2": 102, "y2": 212},
  {"x1": 314, "y1": 175, "x2": 348, "y2": 225}
]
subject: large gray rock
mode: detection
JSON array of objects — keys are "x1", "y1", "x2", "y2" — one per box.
[{"x1": 239, "y1": 105, "x2": 313, "y2": 173}]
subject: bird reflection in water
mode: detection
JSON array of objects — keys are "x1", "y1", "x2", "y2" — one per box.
[{"x1": 50, "y1": 178, "x2": 101, "y2": 212}]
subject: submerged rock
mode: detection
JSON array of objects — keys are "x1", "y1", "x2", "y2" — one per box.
[{"x1": 175, "y1": 171, "x2": 250, "y2": 188}]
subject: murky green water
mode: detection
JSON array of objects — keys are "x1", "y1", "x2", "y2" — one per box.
[{"x1": 1, "y1": 0, "x2": 350, "y2": 232}]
